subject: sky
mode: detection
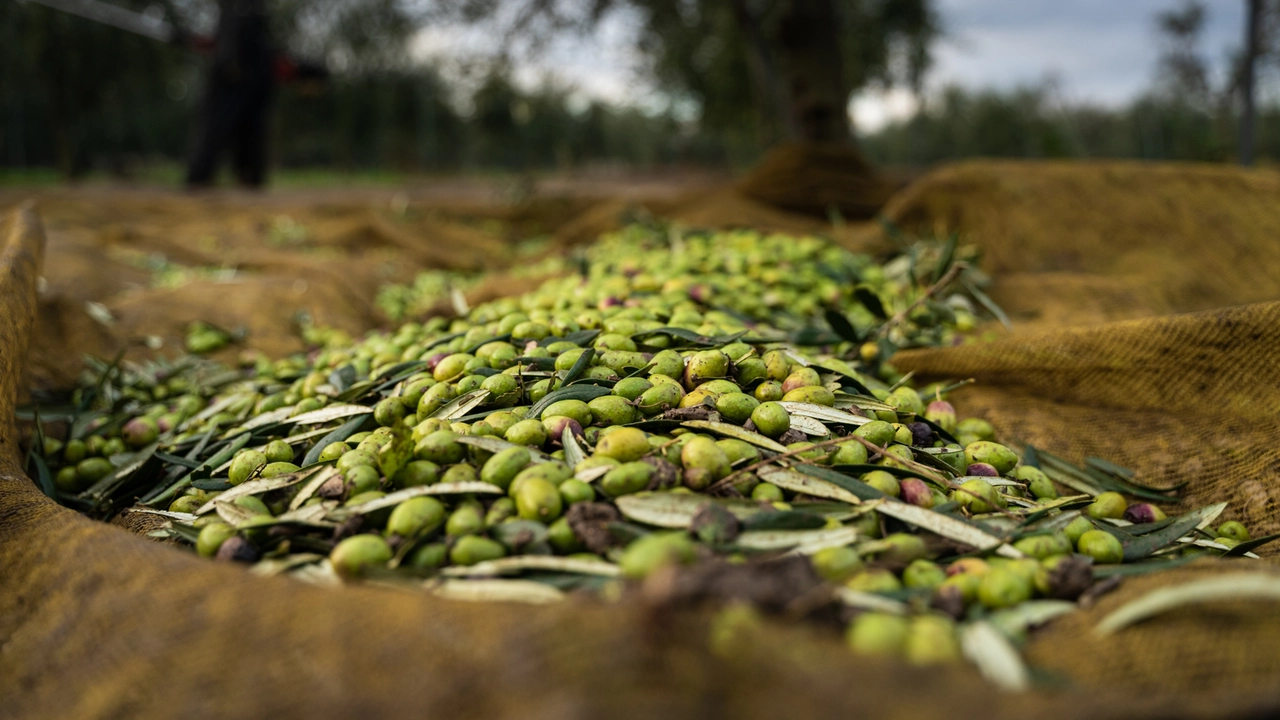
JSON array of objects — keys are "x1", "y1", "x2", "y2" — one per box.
[{"x1": 413, "y1": 1, "x2": 1252, "y2": 132}]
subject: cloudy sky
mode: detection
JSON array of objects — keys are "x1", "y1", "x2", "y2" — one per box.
[
  {"x1": 851, "y1": 0, "x2": 1248, "y2": 130},
  {"x1": 414, "y1": 1, "x2": 1252, "y2": 131}
]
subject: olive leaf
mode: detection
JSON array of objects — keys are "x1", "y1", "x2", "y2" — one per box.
[
  {"x1": 834, "y1": 588, "x2": 909, "y2": 614},
  {"x1": 431, "y1": 579, "x2": 565, "y2": 604},
  {"x1": 527, "y1": 384, "x2": 613, "y2": 419},
  {"x1": 301, "y1": 414, "x2": 370, "y2": 467},
  {"x1": 987, "y1": 600, "x2": 1077, "y2": 641},
  {"x1": 153, "y1": 452, "x2": 202, "y2": 469},
  {"x1": 741, "y1": 511, "x2": 828, "y2": 531},
  {"x1": 824, "y1": 309, "x2": 863, "y2": 343},
  {"x1": 1036, "y1": 454, "x2": 1103, "y2": 498},
  {"x1": 561, "y1": 347, "x2": 595, "y2": 384},
  {"x1": 440, "y1": 556, "x2": 621, "y2": 578},
  {"x1": 758, "y1": 467, "x2": 865, "y2": 505},
  {"x1": 961, "y1": 275, "x2": 1011, "y2": 330},
  {"x1": 779, "y1": 402, "x2": 872, "y2": 427},
  {"x1": 680, "y1": 420, "x2": 787, "y2": 453},
  {"x1": 960, "y1": 621, "x2": 1030, "y2": 693},
  {"x1": 554, "y1": 329, "x2": 601, "y2": 347},
  {"x1": 80, "y1": 441, "x2": 160, "y2": 502},
  {"x1": 214, "y1": 501, "x2": 262, "y2": 527},
  {"x1": 562, "y1": 427, "x2": 587, "y2": 467},
  {"x1": 430, "y1": 389, "x2": 491, "y2": 421},
  {"x1": 196, "y1": 468, "x2": 318, "y2": 515},
  {"x1": 735, "y1": 526, "x2": 860, "y2": 551},
  {"x1": 288, "y1": 404, "x2": 373, "y2": 426},
  {"x1": 932, "y1": 232, "x2": 958, "y2": 285},
  {"x1": 788, "y1": 525, "x2": 863, "y2": 555},
  {"x1": 615, "y1": 493, "x2": 761, "y2": 528},
  {"x1": 331, "y1": 482, "x2": 504, "y2": 519},
  {"x1": 1223, "y1": 532, "x2": 1280, "y2": 558},
  {"x1": 327, "y1": 365, "x2": 358, "y2": 393},
  {"x1": 632, "y1": 327, "x2": 748, "y2": 347},
  {"x1": 372, "y1": 359, "x2": 428, "y2": 382},
  {"x1": 289, "y1": 466, "x2": 342, "y2": 511},
  {"x1": 456, "y1": 434, "x2": 553, "y2": 463},
  {"x1": 874, "y1": 500, "x2": 1023, "y2": 559},
  {"x1": 125, "y1": 507, "x2": 199, "y2": 523},
  {"x1": 1091, "y1": 554, "x2": 1204, "y2": 579},
  {"x1": 796, "y1": 465, "x2": 886, "y2": 500},
  {"x1": 854, "y1": 287, "x2": 887, "y2": 319},
  {"x1": 827, "y1": 463, "x2": 942, "y2": 486},
  {"x1": 250, "y1": 554, "x2": 326, "y2": 578},
  {"x1": 1120, "y1": 502, "x2": 1227, "y2": 561},
  {"x1": 29, "y1": 453, "x2": 57, "y2": 502},
  {"x1": 1096, "y1": 572, "x2": 1280, "y2": 636},
  {"x1": 788, "y1": 415, "x2": 829, "y2": 436},
  {"x1": 514, "y1": 356, "x2": 558, "y2": 371}
]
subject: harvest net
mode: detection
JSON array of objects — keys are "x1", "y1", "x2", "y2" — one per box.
[{"x1": 4, "y1": 160, "x2": 1280, "y2": 719}]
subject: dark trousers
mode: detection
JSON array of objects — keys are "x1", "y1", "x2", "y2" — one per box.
[{"x1": 186, "y1": 77, "x2": 272, "y2": 188}]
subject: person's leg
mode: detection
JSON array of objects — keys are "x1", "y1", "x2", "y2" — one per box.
[
  {"x1": 232, "y1": 86, "x2": 271, "y2": 189},
  {"x1": 186, "y1": 81, "x2": 236, "y2": 188}
]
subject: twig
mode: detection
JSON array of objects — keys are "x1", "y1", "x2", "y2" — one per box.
[
  {"x1": 708, "y1": 435, "x2": 852, "y2": 492},
  {"x1": 876, "y1": 262, "x2": 969, "y2": 339}
]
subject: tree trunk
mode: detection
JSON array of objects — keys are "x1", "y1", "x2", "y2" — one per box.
[
  {"x1": 727, "y1": 0, "x2": 797, "y2": 141},
  {"x1": 1240, "y1": 0, "x2": 1263, "y2": 166},
  {"x1": 773, "y1": 0, "x2": 851, "y2": 143}
]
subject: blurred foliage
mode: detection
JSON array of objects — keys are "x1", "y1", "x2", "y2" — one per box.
[
  {"x1": 0, "y1": 0, "x2": 720, "y2": 177},
  {"x1": 860, "y1": 84, "x2": 1280, "y2": 165},
  {"x1": 446, "y1": 0, "x2": 940, "y2": 146},
  {"x1": 862, "y1": 1, "x2": 1280, "y2": 167}
]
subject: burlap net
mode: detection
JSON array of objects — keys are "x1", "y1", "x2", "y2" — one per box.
[{"x1": 5, "y1": 160, "x2": 1280, "y2": 719}]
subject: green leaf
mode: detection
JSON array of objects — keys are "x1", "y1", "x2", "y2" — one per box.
[
  {"x1": 29, "y1": 453, "x2": 58, "y2": 502},
  {"x1": 854, "y1": 287, "x2": 887, "y2": 319},
  {"x1": 829, "y1": 463, "x2": 941, "y2": 485},
  {"x1": 528, "y1": 384, "x2": 613, "y2": 420},
  {"x1": 562, "y1": 347, "x2": 595, "y2": 384},
  {"x1": 798, "y1": 465, "x2": 886, "y2": 500},
  {"x1": 1222, "y1": 533, "x2": 1280, "y2": 558},
  {"x1": 1091, "y1": 554, "x2": 1204, "y2": 579},
  {"x1": 154, "y1": 452, "x2": 201, "y2": 469},
  {"x1": 759, "y1": 467, "x2": 866, "y2": 505},
  {"x1": 960, "y1": 620, "x2": 1029, "y2": 692},
  {"x1": 932, "y1": 232, "x2": 958, "y2": 285},
  {"x1": 192, "y1": 433, "x2": 252, "y2": 479},
  {"x1": 741, "y1": 511, "x2": 827, "y2": 531},
  {"x1": 824, "y1": 309, "x2": 862, "y2": 343},
  {"x1": 1120, "y1": 503, "x2": 1227, "y2": 561},
  {"x1": 1095, "y1": 573, "x2": 1280, "y2": 636},
  {"x1": 632, "y1": 327, "x2": 748, "y2": 347},
  {"x1": 429, "y1": 389, "x2": 491, "y2": 421},
  {"x1": 514, "y1": 356, "x2": 558, "y2": 371},
  {"x1": 961, "y1": 276, "x2": 1011, "y2": 330},
  {"x1": 302, "y1": 414, "x2": 370, "y2": 467},
  {"x1": 553, "y1": 329, "x2": 601, "y2": 347},
  {"x1": 80, "y1": 442, "x2": 161, "y2": 502},
  {"x1": 328, "y1": 365, "x2": 358, "y2": 393},
  {"x1": 680, "y1": 420, "x2": 787, "y2": 453}
]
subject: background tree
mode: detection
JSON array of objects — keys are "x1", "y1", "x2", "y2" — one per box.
[{"x1": 444, "y1": 0, "x2": 940, "y2": 148}]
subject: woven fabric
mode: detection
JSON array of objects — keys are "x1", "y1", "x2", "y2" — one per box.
[{"x1": 6, "y1": 159, "x2": 1280, "y2": 718}]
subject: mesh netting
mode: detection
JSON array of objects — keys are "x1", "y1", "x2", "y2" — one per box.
[{"x1": 6, "y1": 160, "x2": 1280, "y2": 718}]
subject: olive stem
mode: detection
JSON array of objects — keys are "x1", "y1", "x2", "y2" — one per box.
[
  {"x1": 708, "y1": 435, "x2": 853, "y2": 492},
  {"x1": 875, "y1": 261, "x2": 969, "y2": 339}
]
